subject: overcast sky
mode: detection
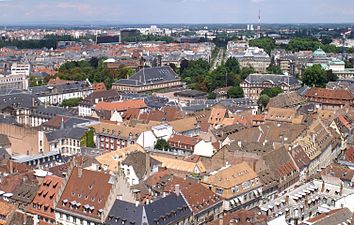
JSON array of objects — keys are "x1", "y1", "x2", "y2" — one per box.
[{"x1": 0, "y1": 0, "x2": 353, "y2": 25}]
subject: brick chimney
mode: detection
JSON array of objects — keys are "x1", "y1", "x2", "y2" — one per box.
[
  {"x1": 321, "y1": 180, "x2": 325, "y2": 192},
  {"x1": 304, "y1": 193, "x2": 308, "y2": 208},
  {"x1": 340, "y1": 182, "x2": 344, "y2": 196}
]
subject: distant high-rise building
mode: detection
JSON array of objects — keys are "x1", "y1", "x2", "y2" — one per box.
[{"x1": 351, "y1": 27, "x2": 354, "y2": 39}]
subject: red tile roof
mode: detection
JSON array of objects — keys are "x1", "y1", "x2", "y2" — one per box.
[
  {"x1": 95, "y1": 99, "x2": 147, "y2": 112},
  {"x1": 56, "y1": 167, "x2": 113, "y2": 221},
  {"x1": 163, "y1": 176, "x2": 222, "y2": 213},
  {"x1": 345, "y1": 147, "x2": 354, "y2": 163},
  {"x1": 92, "y1": 83, "x2": 107, "y2": 92},
  {"x1": 27, "y1": 175, "x2": 64, "y2": 220},
  {"x1": 168, "y1": 134, "x2": 200, "y2": 147},
  {"x1": 305, "y1": 88, "x2": 354, "y2": 104}
]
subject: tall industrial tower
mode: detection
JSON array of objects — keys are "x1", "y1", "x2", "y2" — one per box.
[{"x1": 257, "y1": 9, "x2": 261, "y2": 38}]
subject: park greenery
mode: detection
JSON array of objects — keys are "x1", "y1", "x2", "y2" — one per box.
[
  {"x1": 249, "y1": 37, "x2": 276, "y2": 55},
  {"x1": 301, "y1": 64, "x2": 338, "y2": 87},
  {"x1": 181, "y1": 57, "x2": 253, "y2": 96},
  {"x1": 56, "y1": 57, "x2": 135, "y2": 89},
  {"x1": 248, "y1": 36, "x2": 354, "y2": 54}
]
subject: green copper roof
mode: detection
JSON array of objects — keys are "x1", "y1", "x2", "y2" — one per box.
[{"x1": 313, "y1": 48, "x2": 327, "y2": 58}]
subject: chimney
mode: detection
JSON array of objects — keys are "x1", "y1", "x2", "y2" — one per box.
[
  {"x1": 135, "y1": 201, "x2": 139, "y2": 207},
  {"x1": 175, "y1": 184, "x2": 181, "y2": 196},
  {"x1": 219, "y1": 213, "x2": 224, "y2": 225},
  {"x1": 237, "y1": 141, "x2": 242, "y2": 148},
  {"x1": 78, "y1": 167, "x2": 83, "y2": 178},
  {"x1": 340, "y1": 182, "x2": 344, "y2": 196},
  {"x1": 321, "y1": 180, "x2": 325, "y2": 193},
  {"x1": 145, "y1": 151, "x2": 151, "y2": 177},
  {"x1": 117, "y1": 194, "x2": 123, "y2": 200},
  {"x1": 9, "y1": 161, "x2": 13, "y2": 174},
  {"x1": 285, "y1": 195, "x2": 289, "y2": 205},
  {"x1": 304, "y1": 193, "x2": 308, "y2": 208}
]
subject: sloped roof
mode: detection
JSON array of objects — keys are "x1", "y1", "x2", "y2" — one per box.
[
  {"x1": 144, "y1": 193, "x2": 192, "y2": 225},
  {"x1": 95, "y1": 99, "x2": 147, "y2": 112},
  {"x1": 115, "y1": 66, "x2": 180, "y2": 86},
  {"x1": 56, "y1": 167, "x2": 113, "y2": 221},
  {"x1": 106, "y1": 200, "x2": 143, "y2": 225}
]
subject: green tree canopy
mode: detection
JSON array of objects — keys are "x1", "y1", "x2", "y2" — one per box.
[
  {"x1": 260, "y1": 87, "x2": 283, "y2": 98},
  {"x1": 249, "y1": 37, "x2": 276, "y2": 55},
  {"x1": 60, "y1": 97, "x2": 82, "y2": 107},
  {"x1": 227, "y1": 85, "x2": 244, "y2": 98},
  {"x1": 257, "y1": 94, "x2": 270, "y2": 111},
  {"x1": 266, "y1": 65, "x2": 283, "y2": 74},
  {"x1": 155, "y1": 139, "x2": 170, "y2": 150},
  {"x1": 56, "y1": 57, "x2": 134, "y2": 89},
  {"x1": 302, "y1": 64, "x2": 327, "y2": 87},
  {"x1": 225, "y1": 57, "x2": 241, "y2": 75},
  {"x1": 241, "y1": 67, "x2": 256, "y2": 80}
]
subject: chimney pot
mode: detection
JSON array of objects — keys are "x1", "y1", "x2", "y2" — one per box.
[{"x1": 175, "y1": 184, "x2": 181, "y2": 196}]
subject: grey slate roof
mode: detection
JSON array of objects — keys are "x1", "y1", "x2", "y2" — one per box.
[
  {"x1": 0, "y1": 93, "x2": 39, "y2": 109},
  {"x1": 32, "y1": 105, "x2": 73, "y2": 119},
  {"x1": 29, "y1": 80, "x2": 91, "y2": 96},
  {"x1": 144, "y1": 193, "x2": 192, "y2": 225},
  {"x1": 106, "y1": 200, "x2": 143, "y2": 225},
  {"x1": 244, "y1": 74, "x2": 301, "y2": 86},
  {"x1": 46, "y1": 127, "x2": 87, "y2": 142},
  {"x1": 115, "y1": 66, "x2": 180, "y2": 86}
]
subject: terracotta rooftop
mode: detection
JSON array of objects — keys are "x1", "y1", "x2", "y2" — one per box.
[
  {"x1": 163, "y1": 176, "x2": 222, "y2": 213},
  {"x1": 168, "y1": 134, "x2": 200, "y2": 147},
  {"x1": 95, "y1": 99, "x2": 147, "y2": 112},
  {"x1": 56, "y1": 167, "x2": 113, "y2": 221},
  {"x1": 27, "y1": 175, "x2": 64, "y2": 220}
]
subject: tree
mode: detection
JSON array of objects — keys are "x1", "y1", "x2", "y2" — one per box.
[
  {"x1": 241, "y1": 67, "x2": 256, "y2": 80},
  {"x1": 302, "y1": 64, "x2": 327, "y2": 87},
  {"x1": 266, "y1": 65, "x2": 283, "y2": 74},
  {"x1": 326, "y1": 70, "x2": 338, "y2": 82},
  {"x1": 260, "y1": 87, "x2": 283, "y2": 98},
  {"x1": 249, "y1": 37, "x2": 276, "y2": 55},
  {"x1": 155, "y1": 139, "x2": 170, "y2": 151},
  {"x1": 60, "y1": 97, "x2": 82, "y2": 107},
  {"x1": 225, "y1": 57, "x2": 241, "y2": 75},
  {"x1": 321, "y1": 36, "x2": 333, "y2": 45},
  {"x1": 227, "y1": 86, "x2": 244, "y2": 98},
  {"x1": 257, "y1": 94, "x2": 270, "y2": 111},
  {"x1": 207, "y1": 92, "x2": 217, "y2": 99}
]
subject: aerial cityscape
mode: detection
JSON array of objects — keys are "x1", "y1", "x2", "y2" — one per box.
[{"x1": 1, "y1": 0, "x2": 354, "y2": 225}]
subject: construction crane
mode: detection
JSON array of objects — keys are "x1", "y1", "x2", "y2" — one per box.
[{"x1": 341, "y1": 30, "x2": 351, "y2": 60}]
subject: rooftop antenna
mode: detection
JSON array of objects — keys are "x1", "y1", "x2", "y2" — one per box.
[{"x1": 257, "y1": 9, "x2": 261, "y2": 38}]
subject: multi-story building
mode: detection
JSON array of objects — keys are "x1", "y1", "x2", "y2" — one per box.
[
  {"x1": 27, "y1": 175, "x2": 64, "y2": 224},
  {"x1": 55, "y1": 166, "x2": 135, "y2": 225},
  {"x1": 305, "y1": 87, "x2": 354, "y2": 109},
  {"x1": 91, "y1": 122, "x2": 149, "y2": 152},
  {"x1": 0, "y1": 63, "x2": 30, "y2": 90},
  {"x1": 201, "y1": 162, "x2": 262, "y2": 212},
  {"x1": 228, "y1": 47, "x2": 271, "y2": 73},
  {"x1": 241, "y1": 74, "x2": 302, "y2": 100},
  {"x1": 10, "y1": 63, "x2": 31, "y2": 76},
  {"x1": 112, "y1": 66, "x2": 183, "y2": 93},
  {"x1": 29, "y1": 80, "x2": 93, "y2": 105}
]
